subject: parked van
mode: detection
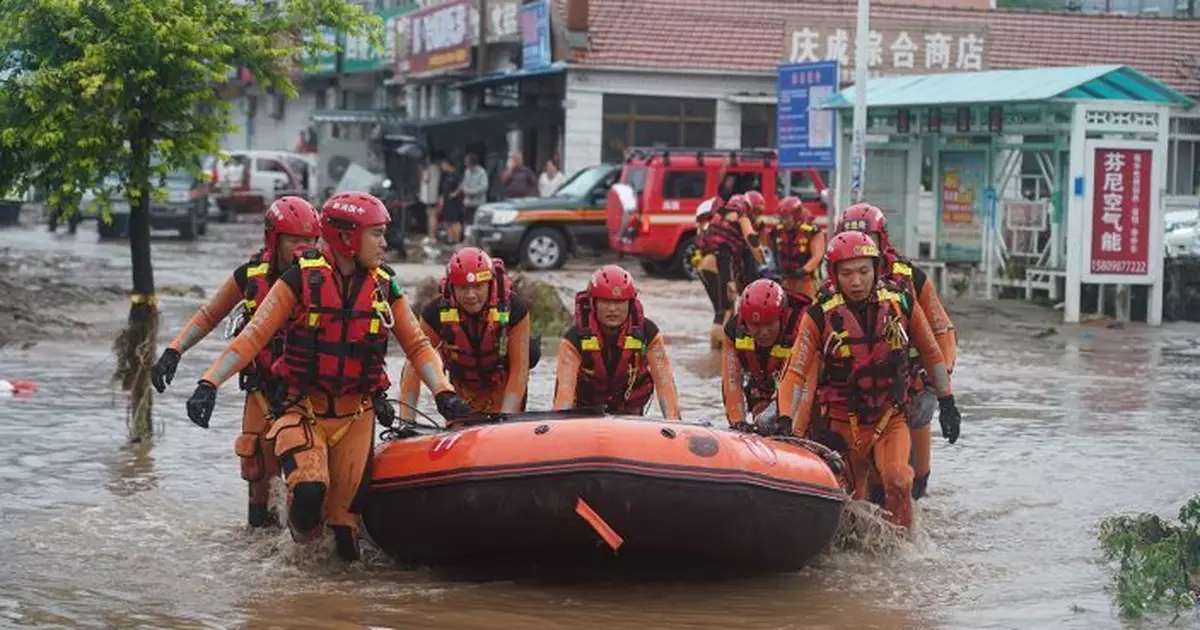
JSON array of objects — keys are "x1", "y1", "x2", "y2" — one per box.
[
  {"x1": 606, "y1": 147, "x2": 830, "y2": 278},
  {"x1": 212, "y1": 150, "x2": 316, "y2": 221}
]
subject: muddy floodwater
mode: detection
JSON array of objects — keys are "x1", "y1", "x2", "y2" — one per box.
[{"x1": 2, "y1": 221, "x2": 1199, "y2": 629}]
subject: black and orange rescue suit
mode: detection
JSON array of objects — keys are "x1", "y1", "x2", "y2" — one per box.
[
  {"x1": 837, "y1": 202, "x2": 958, "y2": 500},
  {"x1": 774, "y1": 231, "x2": 962, "y2": 528},
  {"x1": 721, "y1": 278, "x2": 811, "y2": 427},
  {"x1": 694, "y1": 194, "x2": 765, "y2": 347},
  {"x1": 772, "y1": 196, "x2": 826, "y2": 302},
  {"x1": 553, "y1": 265, "x2": 682, "y2": 419},
  {"x1": 151, "y1": 196, "x2": 320, "y2": 528},
  {"x1": 184, "y1": 192, "x2": 471, "y2": 561},
  {"x1": 398, "y1": 247, "x2": 531, "y2": 424}
]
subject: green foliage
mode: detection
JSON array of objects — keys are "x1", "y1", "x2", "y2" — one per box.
[
  {"x1": 0, "y1": 0, "x2": 382, "y2": 210},
  {"x1": 1097, "y1": 495, "x2": 1200, "y2": 619}
]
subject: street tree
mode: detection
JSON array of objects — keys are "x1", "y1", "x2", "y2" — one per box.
[{"x1": 0, "y1": 0, "x2": 380, "y2": 441}]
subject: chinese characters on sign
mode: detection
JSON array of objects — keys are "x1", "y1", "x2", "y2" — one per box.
[
  {"x1": 776, "y1": 61, "x2": 839, "y2": 170},
  {"x1": 783, "y1": 19, "x2": 988, "y2": 76},
  {"x1": 1089, "y1": 148, "x2": 1151, "y2": 276},
  {"x1": 407, "y1": 0, "x2": 473, "y2": 74}
]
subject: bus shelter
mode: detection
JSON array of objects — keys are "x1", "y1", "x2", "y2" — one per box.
[{"x1": 816, "y1": 65, "x2": 1195, "y2": 325}]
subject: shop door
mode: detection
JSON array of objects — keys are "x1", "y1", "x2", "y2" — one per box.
[{"x1": 863, "y1": 149, "x2": 910, "y2": 255}]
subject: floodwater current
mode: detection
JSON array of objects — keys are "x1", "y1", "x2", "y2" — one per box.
[{"x1": 1, "y1": 222, "x2": 1199, "y2": 629}]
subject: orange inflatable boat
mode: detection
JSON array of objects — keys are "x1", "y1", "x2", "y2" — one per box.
[{"x1": 361, "y1": 410, "x2": 847, "y2": 573}]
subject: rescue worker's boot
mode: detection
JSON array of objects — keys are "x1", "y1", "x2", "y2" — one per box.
[
  {"x1": 910, "y1": 424, "x2": 932, "y2": 500},
  {"x1": 246, "y1": 478, "x2": 278, "y2": 528},
  {"x1": 331, "y1": 525, "x2": 360, "y2": 562}
]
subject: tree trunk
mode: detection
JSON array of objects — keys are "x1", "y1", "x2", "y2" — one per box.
[{"x1": 115, "y1": 125, "x2": 158, "y2": 442}]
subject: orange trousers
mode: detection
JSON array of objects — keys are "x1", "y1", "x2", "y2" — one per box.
[
  {"x1": 830, "y1": 414, "x2": 914, "y2": 528},
  {"x1": 232, "y1": 391, "x2": 279, "y2": 508},
  {"x1": 264, "y1": 395, "x2": 375, "y2": 543},
  {"x1": 780, "y1": 275, "x2": 818, "y2": 302}
]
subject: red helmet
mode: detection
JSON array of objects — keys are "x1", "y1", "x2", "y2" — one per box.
[
  {"x1": 320, "y1": 192, "x2": 390, "y2": 258},
  {"x1": 588, "y1": 264, "x2": 636, "y2": 300},
  {"x1": 725, "y1": 194, "x2": 750, "y2": 214},
  {"x1": 838, "y1": 202, "x2": 889, "y2": 249},
  {"x1": 446, "y1": 247, "x2": 494, "y2": 285},
  {"x1": 737, "y1": 279, "x2": 786, "y2": 325},
  {"x1": 264, "y1": 196, "x2": 320, "y2": 255},
  {"x1": 744, "y1": 190, "x2": 766, "y2": 213},
  {"x1": 778, "y1": 196, "x2": 814, "y2": 222},
  {"x1": 825, "y1": 230, "x2": 881, "y2": 279}
]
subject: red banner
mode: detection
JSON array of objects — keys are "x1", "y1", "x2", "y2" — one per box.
[
  {"x1": 405, "y1": 0, "x2": 473, "y2": 75},
  {"x1": 1089, "y1": 148, "x2": 1151, "y2": 276}
]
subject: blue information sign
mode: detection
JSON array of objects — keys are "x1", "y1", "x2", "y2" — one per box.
[
  {"x1": 520, "y1": 0, "x2": 551, "y2": 71},
  {"x1": 776, "y1": 61, "x2": 839, "y2": 170}
]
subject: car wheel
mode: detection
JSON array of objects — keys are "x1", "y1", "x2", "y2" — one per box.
[
  {"x1": 179, "y1": 212, "x2": 197, "y2": 240},
  {"x1": 520, "y1": 227, "x2": 568, "y2": 271},
  {"x1": 669, "y1": 234, "x2": 698, "y2": 280}
]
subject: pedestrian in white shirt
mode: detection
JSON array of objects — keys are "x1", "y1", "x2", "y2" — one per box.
[{"x1": 538, "y1": 160, "x2": 565, "y2": 198}]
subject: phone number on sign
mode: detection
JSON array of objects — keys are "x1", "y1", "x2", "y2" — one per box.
[{"x1": 1091, "y1": 259, "x2": 1148, "y2": 274}]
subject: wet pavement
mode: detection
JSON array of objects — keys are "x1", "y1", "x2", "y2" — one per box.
[{"x1": 2, "y1": 219, "x2": 1200, "y2": 629}]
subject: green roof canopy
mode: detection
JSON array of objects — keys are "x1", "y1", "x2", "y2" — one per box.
[{"x1": 817, "y1": 65, "x2": 1196, "y2": 110}]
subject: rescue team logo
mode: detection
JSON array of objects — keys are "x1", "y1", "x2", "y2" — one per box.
[
  {"x1": 328, "y1": 201, "x2": 366, "y2": 215},
  {"x1": 841, "y1": 218, "x2": 868, "y2": 232},
  {"x1": 854, "y1": 244, "x2": 879, "y2": 257},
  {"x1": 750, "y1": 312, "x2": 762, "y2": 324},
  {"x1": 428, "y1": 432, "x2": 463, "y2": 460},
  {"x1": 611, "y1": 285, "x2": 623, "y2": 298}
]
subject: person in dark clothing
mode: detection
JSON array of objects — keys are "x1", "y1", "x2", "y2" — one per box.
[
  {"x1": 439, "y1": 157, "x2": 465, "y2": 244},
  {"x1": 501, "y1": 154, "x2": 537, "y2": 199}
]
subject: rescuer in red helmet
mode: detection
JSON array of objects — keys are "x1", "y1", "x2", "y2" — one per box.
[
  {"x1": 184, "y1": 191, "x2": 470, "y2": 561},
  {"x1": 721, "y1": 278, "x2": 811, "y2": 428},
  {"x1": 775, "y1": 231, "x2": 961, "y2": 528},
  {"x1": 771, "y1": 196, "x2": 826, "y2": 301},
  {"x1": 693, "y1": 194, "x2": 766, "y2": 348},
  {"x1": 552, "y1": 265, "x2": 681, "y2": 419},
  {"x1": 151, "y1": 196, "x2": 320, "y2": 528},
  {"x1": 837, "y1": 202, "x2": 957, "y2": 501},
  {"x1": 397, "y1": 247, "x2": 534, "y2": 424}
]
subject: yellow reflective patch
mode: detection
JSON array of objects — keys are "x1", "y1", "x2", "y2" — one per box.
[
  {"x1": 440, "y1": 308, "x2": 460, "y2": 323},
  {"x1": 839, "y1": 345, "x2": 852, "y2": 358},
  {"x1": 246, "y1": 262, "x2": 269, "y2": 278},
  {"x1": 299, "y1": 257, "x2": 329, "y2": 269},
  {"x1": 821, "y1": 293, "x2": 845, "y2": 312},
  {"x1": 735, "y1": 336, "x2": 754, "y2": 351},
  {"x1": 489, "y1": 308, "x2": 510, "y2": 324},
  {"x1": 369, "y1": 318, "x2": 380, "y2": 334},
  {"x1": 306, "y1": 312, "x2": 320, "y2": 327},
  {"x1": 246, "y1": 299, "x2": 258, "y2": 311},
  {"x1": 472, "y1": 270, "x2": 493, "y2": 283},
  {"x1": 374, "y1": 267, "x2": 392, "y2": 281},
  {"x1": 581, "y1": 336, "x2": 600, "y2": 351},
  {"x1": 624, "y1": 336, "x2": 644, "y2": 350},
  {"x1": 770, "y1": 344, "x2": 791, "y2": 359},
  {"x1": 893, "y1": 262, "x2": 912, "y2": 277}
]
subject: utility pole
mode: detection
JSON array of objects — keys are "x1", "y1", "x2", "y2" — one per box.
[
  {"x1": 849, "y1": 0, "x2": 870, "y2": 203},
  {"x1": 476, "y1": 0, "x2": 488, "y2": 78}
]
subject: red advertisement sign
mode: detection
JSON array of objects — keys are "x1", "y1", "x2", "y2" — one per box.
[
  {"x1": 1089, "y1": 147, "x2": 1151, "y2": 276},
  {"x1": 406, "y1": 0, "x2": 473, "y2": 75}
]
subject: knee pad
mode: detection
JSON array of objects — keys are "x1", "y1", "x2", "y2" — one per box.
[
  {"x1": 912, "y1": 472, "x2": 930, "y2": 500},
  {"x1": 331, "y1": 525, "x2": 360, "y2": 562},
  {"x1": 290, "y1": 481, "x2": 326, "y2": 534}
]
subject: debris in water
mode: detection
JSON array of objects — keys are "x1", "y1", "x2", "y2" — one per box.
[
  {"x1": 0, "y1": 379, "x2": 36, "y2": 396},
  {"x1": 1096, "y1": 494, "x2": 1200, "y2": 619}
]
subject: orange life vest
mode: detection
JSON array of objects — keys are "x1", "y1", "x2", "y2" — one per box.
[
  {"x1": 235, "y1": 249, "x2": 283, "y2": 392},
  {"x1": 815, "y1": 286, "x2": 912, "y2": 421},
  {"x1": 696, "y1": 210, "x2": 746, "y2": 257},
  {"x1": 773, "y1": 223, "x2": 820, "y2": 278},
  {"x1": 434, "y1": 260, "x2": 512, "y2": 391},
  {"x1": 272, "y1": 249, "x2": 392, "y2": 404},
  {"x1": 570, "y1": 292, "x2": 654, "y2": 415},
  {"x1": 731, "y1": 299, "x2": 804, "y2": 414}
]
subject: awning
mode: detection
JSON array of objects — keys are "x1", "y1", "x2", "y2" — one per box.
[
  {"x1": 310, "y1": 109, "x2": 409, "y2": 125},
  {"x1": 726, "y1": 93, "x2": 777, "y2": 105},
  {"x1": 451, "y1": 63, "x2": 566, "y2": 91},
  {"x1": 405, "y1": 105, "x2": 565, "y2": 150}
]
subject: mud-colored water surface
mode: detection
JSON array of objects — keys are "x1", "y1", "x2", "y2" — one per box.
[{"x1": 2, "y1": 221, "x2": 1199, "y2": 629}]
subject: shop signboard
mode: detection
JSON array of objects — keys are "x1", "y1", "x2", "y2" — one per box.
[
  {"x1": 1083, "y1": 145, "x2": 1153, "y2": 282},
  {"x1": 783, "y1": 17, "x2": 988, "y2": 82},
  {"x1": 937, "y1": 150, "x2": 988, "y2": 262},
  {"x1": 776, "y1": 60, "x2": 838, "y2": 170},
  {"x1": 521, "y1": 0, "x2": 551, "y2": 70}
]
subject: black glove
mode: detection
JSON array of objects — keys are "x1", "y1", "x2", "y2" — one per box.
[
  {"x1": 938, "y1": 395, "x2": 962, "y2": 445},
  {"x1": 812, "y1": 428, "x2": 848, "y2": 452},
  {"x1": 372, "y1": 392, "x2": 396, "y2": 428},
  {"x1": 755, "y1": 414, "x2": 793, "y2": 437},
  {"x1": 151, "y1": 348, "x2": 181, "y2": 394},
  {"x1": 434, "y1": 390, "x2": 472, "y2": 421},
  {"x1": 186, "y1": 380, "x2": 218, "y2": 429}
]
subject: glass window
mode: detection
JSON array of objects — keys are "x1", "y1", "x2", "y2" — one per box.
[
  {"x1": 601, "y1": 95, "x2": 718, "y2": 157},
  {"x1": 633, "y1": 121, "x2": 680, "y2": 147},
  {"x1": 633, "y1": 97, "x2": 683, "y2": 117},
  {"x1": 741, "y1": 104, "x2": 775, "y2": 149},
  {"x1": 623, "y1": 167, "x2": 648, "y2": 195},
  {"x1": 662, "y1": 170, "x2": 708, "y2": 199},
  {"x1": 603, "y1": 95, "x2": 633, "y2": 116},
  {"x1": 602, "y1": 120, "x2": 630, "y2": 163},
  {"x1": 256, "y1": 159, "x2": 289, "y2": 174},
  {"x1": 683, "y1": 122, "x2": 714, "y2": 148},
  {"x1": 553, "y1": 165, "x2": 617, "y2": 198}
]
